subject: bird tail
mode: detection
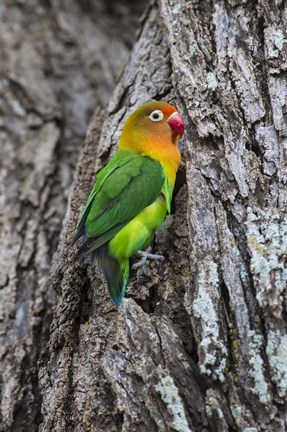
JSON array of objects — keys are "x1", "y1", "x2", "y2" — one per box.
[{"x1": 90, "y1": 245, "x2": 129, "y2": 306}]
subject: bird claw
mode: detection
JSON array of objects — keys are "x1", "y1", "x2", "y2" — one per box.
[{"x1": 132, "y1": 250, "x2": 165, "y2": 270}]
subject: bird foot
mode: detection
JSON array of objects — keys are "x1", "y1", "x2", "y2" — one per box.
[{"x1": 132, "y1": 250, "x2": 165, "y2": 270}]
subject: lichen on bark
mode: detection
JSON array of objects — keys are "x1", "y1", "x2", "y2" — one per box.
[{"x1": 1, "y1": 0, "x2": 287, "y2": 431}]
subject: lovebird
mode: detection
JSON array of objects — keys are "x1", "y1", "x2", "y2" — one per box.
[{"x1": 73, "y1": 101, "x2": 184, "y2": 305}]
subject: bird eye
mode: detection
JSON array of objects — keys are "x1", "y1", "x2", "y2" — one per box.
[{"x1": 149, "y1": 110, "x2": 164, "y2": 122}]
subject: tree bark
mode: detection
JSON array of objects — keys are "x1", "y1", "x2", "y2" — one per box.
[
  {"x1": 1, "y1": 0, "x2": 287, "y2": 431},
  {"x1": 0, "y1": 0, "x2": 142, "y2": 430}
]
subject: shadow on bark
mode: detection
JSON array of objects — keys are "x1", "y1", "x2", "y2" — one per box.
[{"x1": 1, "y1": 1, "x2": 287, "y2": 431}]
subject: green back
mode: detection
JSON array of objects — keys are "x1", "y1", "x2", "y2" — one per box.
[{"x1": 77, "y1": 150, "x2": 165, "y2": 249}]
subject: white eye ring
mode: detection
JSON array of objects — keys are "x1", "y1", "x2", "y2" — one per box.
[{"x1": 149, "y1": 110, "x2": 164, "y2": 122}]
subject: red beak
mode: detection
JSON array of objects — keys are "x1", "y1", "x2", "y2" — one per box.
[{"x1": 167, "y1": 112, "x2": 184, "y2": 137}]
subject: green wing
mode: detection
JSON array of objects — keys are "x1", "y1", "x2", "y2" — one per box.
[{"x1": 74, "y1": 150, "x2": 165, "y2": 250}]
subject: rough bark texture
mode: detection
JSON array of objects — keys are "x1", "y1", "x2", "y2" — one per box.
[
  {"x1": 0, "y1": 0, "x2": 142, "y2": 430},
  {"x1": 1, "y1": 0, "x2": 287, "y2": 431}
]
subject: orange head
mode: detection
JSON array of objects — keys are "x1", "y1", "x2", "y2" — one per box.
[
  {"x1": 119, "y1": 100, "x2": 184, "y2": 149},
  {"x1": 118, "y1": 101, "x2": 184, "y2": 180}
]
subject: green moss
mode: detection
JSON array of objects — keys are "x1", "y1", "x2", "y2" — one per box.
[{"x1": 229, "y1": 327, "x2": 239, "y2": 383}]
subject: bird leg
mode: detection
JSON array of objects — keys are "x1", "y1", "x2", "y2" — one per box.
[{"x1": 132, "y1": 247, "x2": 165, "y2": 270}]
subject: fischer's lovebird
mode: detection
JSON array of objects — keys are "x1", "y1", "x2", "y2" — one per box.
[{"x1": 73, "y1": 101, "x2": 184, "y2": 305}]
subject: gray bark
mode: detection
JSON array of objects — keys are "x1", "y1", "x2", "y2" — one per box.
[
  {"x1": 1, "y1": 0, "x2": 287, "y2": 431},
  {"x1": 0, "y1": 0, "x2": 142, "y2": 430}
]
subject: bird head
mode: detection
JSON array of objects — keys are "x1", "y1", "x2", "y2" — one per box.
[{"x1": 119, "y1": 101, "x2": 185, "y2": 151}]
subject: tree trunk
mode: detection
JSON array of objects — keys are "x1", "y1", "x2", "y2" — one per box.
[
  {"x1": 0, "y1": 0, "x2": 142, "y2": 430},
  {"x1": 1, "y1": 0, "x2": 287, "y2": 431}
]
